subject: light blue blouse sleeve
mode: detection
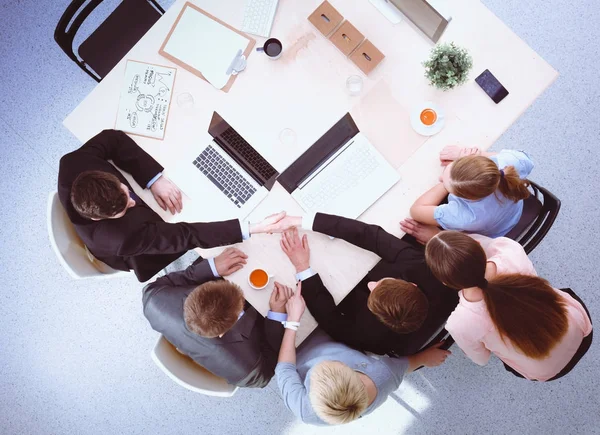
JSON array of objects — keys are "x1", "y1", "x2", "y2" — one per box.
[
  {"x1": 377, "y1": 357, "x2": 409, "y2": 394},
  {"x1": 275, "y1": 362, "x2": 314, "y2": 423},
  {"x1": 491, "y1": 149, "x2": 534, "y2": 178},
  {"x1": 434, "y1": 200, "x2": 471, "y2": 230}
]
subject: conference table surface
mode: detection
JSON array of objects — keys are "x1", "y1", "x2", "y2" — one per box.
[{"x1": 64, "y1": 0, "x2": 557, "y2": 344}]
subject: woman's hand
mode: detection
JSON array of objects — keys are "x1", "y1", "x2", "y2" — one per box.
[
  {"x1": 407, "y1": 341, "x2": 451, "y2": 371},
  {"x1": 285, "y1": 282, "x2": 306, "y2": 322},
  {"x1": 439, "y1": 145, "x2": 481, "y2": 166}
]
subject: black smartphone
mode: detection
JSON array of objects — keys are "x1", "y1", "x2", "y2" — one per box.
[{"x1": 475, "y1": 69, "x2": 509, "y2": 104}]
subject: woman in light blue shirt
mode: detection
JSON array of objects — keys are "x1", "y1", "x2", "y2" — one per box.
[
  {"x1": 276, "y1": 284, "x2": 450, "y2": 426},
  {"x1": 403, "y1": 146, "x2": 533, "y2": 241}
]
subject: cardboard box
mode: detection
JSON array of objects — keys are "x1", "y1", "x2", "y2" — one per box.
[
  {"x1": 308, "y1": 1, "x2": 344, "y2": 37},
  {"x1": 330, "y1": 21, "x2": 365, "y2": 56},
  {"x1": 349, "y1": 39, "x2": 385, "y2": 75}
]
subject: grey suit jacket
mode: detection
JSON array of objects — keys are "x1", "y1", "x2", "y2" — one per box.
[{"x1": 142, "y1": 259, "x2": 284, "y2": 388}]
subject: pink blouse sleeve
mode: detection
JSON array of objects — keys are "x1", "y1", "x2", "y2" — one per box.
[{"x1": 446, "y1": 308, "x2": 492, "y2": 366}]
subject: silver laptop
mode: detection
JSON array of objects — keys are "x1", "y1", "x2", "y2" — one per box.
[
  {"x1": 168, "y1": 112, "x2": 278, "y2": 220},
  {"x1": 278, "y1": 113, "x2": 399, "y2": 219}
]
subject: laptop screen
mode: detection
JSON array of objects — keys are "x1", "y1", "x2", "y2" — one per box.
[
  {"x1": 277, "y1": 113, "x2": 359, "y2": 193},
  {"x1": 389, "y1": 0, "x2": 450, "y2": 42}
]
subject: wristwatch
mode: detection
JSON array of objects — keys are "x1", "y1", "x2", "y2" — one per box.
[{"x1": 283, "y1": 321, "x2": 300, "y2": 331}]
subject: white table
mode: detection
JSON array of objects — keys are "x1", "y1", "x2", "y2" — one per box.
[{"x1": 64, "y1": 0, "x2": 557, "y2": 344}]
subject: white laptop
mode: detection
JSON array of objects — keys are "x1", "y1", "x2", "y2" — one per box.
[
  {"x1": 278, "y1": 113, "x2": 400, "y2": 219},
  {"x1": 167, "y1": 112, "x2": 279, "y2": 220}
]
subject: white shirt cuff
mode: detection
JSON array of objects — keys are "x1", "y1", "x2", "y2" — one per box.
[
  {"x1": 146, "y1": 172, "x2": 162, "y2": 189},
  {"x1": 207, "y1": 257, "x2": 220, "y2": 277},
  {"x1": 239, "y1": 219, "x2": 250, "y2": 240},
  {"x1": 296, "y1": 267, "x2": 316, "y2": 281},
  {"x1": 301, "y1": 213, "x2": 316, "y2": 231}
]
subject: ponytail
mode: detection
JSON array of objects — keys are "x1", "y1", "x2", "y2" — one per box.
[
  {"x1": 497, "y1": 166, "x2": 531, "y2": 202},
  {"x1": 482, "y1": 274, "x2": 568, "y2": 359},
  {"x1": 450, "y1": 156, "x2": 530, "y2": 203},
  {"x1": 426, "y1": 231, "x2": 568, "y2": 359}
]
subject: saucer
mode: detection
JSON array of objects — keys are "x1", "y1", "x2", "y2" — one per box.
[{"x1": 410, "y1": 102, "x2": 446, "y2": 136}]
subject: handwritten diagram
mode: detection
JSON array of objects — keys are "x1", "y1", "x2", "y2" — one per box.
[{"x1": 116, "y1": 61, "x2": 177, "y2": 139}]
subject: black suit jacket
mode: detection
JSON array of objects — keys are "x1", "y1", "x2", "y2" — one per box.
[
  {"x1": 302, "y1": 213, "x2": 458, "y2": 356},
  {"x1": 58, "y1": 130, "x2": 243, "y2": 281},
  {"x1": 142, "y1": 260, "x2": 284, "y2": 388}
]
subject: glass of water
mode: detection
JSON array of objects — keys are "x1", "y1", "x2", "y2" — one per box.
[
  {"x1": 346, "y1": 75, "x2": 364, "y2": 96},
  {"x1": 279, "y1": 128, "x2": 297, "y2": 146},
  {"x1": 176, "y1": 92, "x2": 194, "y2": 109}
]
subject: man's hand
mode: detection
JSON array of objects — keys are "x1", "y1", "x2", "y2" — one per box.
[
  {"x1": 439, "y1": 145, "x2": 481, "y2": 166},
  {"x1": 280, "y1": 227, "x2": 310, "y2": 273},
  {"x1": 213, "y1": 247, "x2": 248, "y2": 276},
  {"x1": 250, "y1": 212, "x2": 301, "y2": 234},
  {"x1": 400, "y1": 218, "x2": 442, "y2": 245},
  {"x1": 285, "y1": 282, "x2": 306, "y2": 322},
  {"x1": 150, "y1": 176, "x2": 183, "y2": 214},
  {"x1": 269, "y1": 282, "x2": 294, "y2": 313}
]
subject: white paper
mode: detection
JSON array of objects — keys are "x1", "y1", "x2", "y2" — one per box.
[
  {"x1": 162, "y1": 5, "x2": 249, "y2": 89},
  {"x1": 115, "y1": 60, "x2": 176, "y2": 139}
]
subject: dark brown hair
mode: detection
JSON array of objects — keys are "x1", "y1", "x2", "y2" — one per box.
[
  {"x1": 184, "y1": 280, "x2": 245, "y2": 338},
  {"x1": 367, "y1": 279, "x2": 429, "y2": 334},
  {"x1": 425, "y1": 231, "x2": 568, "y2": 359},
  {"x1": 450, "y1": 155, "x2": 530, "y2": 202},
  {"x1": 70, "y1": 170, "x2": 129, "y2": 219}
]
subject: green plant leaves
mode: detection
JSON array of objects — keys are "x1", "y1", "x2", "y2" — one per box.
[{"x1": 422, "y1": 42, "x2": 473, "y2": 91}]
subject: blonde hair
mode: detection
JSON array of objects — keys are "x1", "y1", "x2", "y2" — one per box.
[
  {"x1": 309, "y1": 361, "x2": 369, "y2": 425},
  {"x1": 450, "y1": 155, "x2": 530, "y2": 202}
]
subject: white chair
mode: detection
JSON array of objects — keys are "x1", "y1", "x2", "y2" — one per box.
[
  {"x1": 151, "y1": 335, "x2": 239, "y2": 397},
  {"x1": 46, "y1": 191, "x2": 130, "y2": 279}
]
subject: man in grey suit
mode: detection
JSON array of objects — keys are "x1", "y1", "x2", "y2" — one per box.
[{"x1": 143, "y1": 247, "x2": 293, "y2": 388}]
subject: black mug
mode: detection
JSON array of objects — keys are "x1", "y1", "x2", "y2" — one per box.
[{"x1": 257, "y1": 38, "x2": 283, "y2": 60}]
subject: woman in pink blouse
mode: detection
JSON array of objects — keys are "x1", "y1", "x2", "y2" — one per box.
[{"x1": 424, "y1": 231, "x2": 592, "y2": 381}]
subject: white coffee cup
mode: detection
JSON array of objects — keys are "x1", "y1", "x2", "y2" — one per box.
[{"x1": 248, "y1": 268, "x2": 274, "y2": 290}]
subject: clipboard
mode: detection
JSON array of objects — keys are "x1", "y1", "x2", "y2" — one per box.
[{"x1": 159, "y1": 2, "x2": 255, "y2": 93}]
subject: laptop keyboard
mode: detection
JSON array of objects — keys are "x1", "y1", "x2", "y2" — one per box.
[
  {"x1": 220, "y1": 127, "x2": 277, "y2": 181},
  {"x1": 192, "y1": 145, "x2": 257, "y2": 208},
  {"x1": 295, "y1": 140, "x2": 379, "y2": 211}
]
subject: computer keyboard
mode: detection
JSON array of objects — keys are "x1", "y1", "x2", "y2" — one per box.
[
  {"x1": 296, "y1": 140, "x2": 380, "y2": 211},
  {"x1": 192, "y1": 145, "x2": 257, "y2": 208},
  {"x1": 221, "y1": 127, "x2": 278, "y2": 181},
  {"x1": 241, "y1": 0, "x2": 279, "y2": 38}
]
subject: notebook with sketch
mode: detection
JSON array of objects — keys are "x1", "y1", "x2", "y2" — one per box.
[
  {"x1": 115, "y1": 60, "x2": 176, "y2": 140},
  {"x1": 159, "y1": 2, "x2": 255, "y2": 92}
]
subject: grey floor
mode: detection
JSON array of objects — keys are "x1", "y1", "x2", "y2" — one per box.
[{"x1": 0, "y1": 0, "x2": 599, "y2": 434}]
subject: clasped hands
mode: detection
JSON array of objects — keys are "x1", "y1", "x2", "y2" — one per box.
[{"x1": 213, "y1": 215, "x2": 306, "y2": 320}]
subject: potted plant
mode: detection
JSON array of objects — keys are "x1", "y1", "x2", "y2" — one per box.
[{"x1": 423, "y1": 42, "x2": 473, "y2": 91}]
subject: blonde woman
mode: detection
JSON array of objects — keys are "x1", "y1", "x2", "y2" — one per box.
[
  {"x1": 401, "y1": 146, "x2": 534, "y2": 243},
  {"x1": 276, "y1": 283, "x2": 450, "y2": 426}
]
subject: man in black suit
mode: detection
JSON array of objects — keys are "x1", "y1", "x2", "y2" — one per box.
[
  {"x1": 143, "y1": 247, "x2": 293, "y2": 388},
  {"x1": 58, "y1": 129, "x2": 288, "y2": 281},
  {"x1": 279, "y1": 213, "x2": 458, "y2": 356}
]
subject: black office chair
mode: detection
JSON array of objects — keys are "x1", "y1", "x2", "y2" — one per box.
[
  {"x1": 504, "y1": 180, "x2": 561, "y2": 254},
  {"x1": 54, "y1": 0, "x2": 165, "y2": 82}
]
